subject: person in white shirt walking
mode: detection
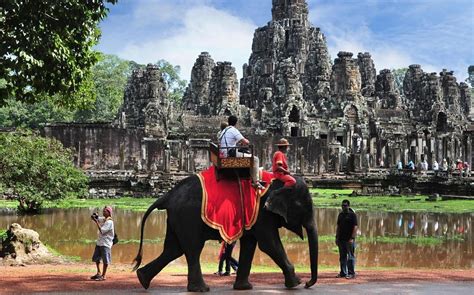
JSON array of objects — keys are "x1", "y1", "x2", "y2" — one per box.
[{"x1": 90, "y1": 206, "x2": 114, "y2": 281}]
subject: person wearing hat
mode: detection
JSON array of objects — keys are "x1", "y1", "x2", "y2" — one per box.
[
  {"x1": 90, "y1": 206, "x2": 115, "y2": 281},
  {"x1": 272, "y1": 138, "x2": 296, "y2": 188}
]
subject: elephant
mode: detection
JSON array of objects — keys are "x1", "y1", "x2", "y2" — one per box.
[{"x1": 132, "y1": 174, "x2": 318, "y2": 292}]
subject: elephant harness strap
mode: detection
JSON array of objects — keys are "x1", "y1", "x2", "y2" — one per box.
[{"x1": 197, "y1": 166, "x2": 274, "y2": 243}]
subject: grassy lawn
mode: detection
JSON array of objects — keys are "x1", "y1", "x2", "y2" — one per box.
[
  {"x1": 0, "y1": 188, "x2": 472, "y2": 213},
  {"x1": 311, "y1": 189, "x2": 474, "y2": 213},
  {"x1": 0, "y1": 197, "x2": 156, "y2": 212}
]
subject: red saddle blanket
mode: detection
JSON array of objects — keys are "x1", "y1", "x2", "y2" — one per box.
[{"x1": 197, "y1": 166, "x2": 274, "y2": 243}]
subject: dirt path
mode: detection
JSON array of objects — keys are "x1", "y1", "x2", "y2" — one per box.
[{"x1": 1, "y1": 264, "x2": 472, "y2": 293}]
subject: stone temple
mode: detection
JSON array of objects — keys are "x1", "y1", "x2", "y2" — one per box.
[{"x1": 43, "y1": 0, "x2": 473, "y2": 196}]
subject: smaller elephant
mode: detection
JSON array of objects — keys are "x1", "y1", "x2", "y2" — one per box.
[{"x1": 132, "y1": 175, "x2": 318, "y2": 292}]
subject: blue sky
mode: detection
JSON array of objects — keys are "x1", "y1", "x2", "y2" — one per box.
[{"x1": 97, "y1": 0, "x2": 473, "y2": 82}]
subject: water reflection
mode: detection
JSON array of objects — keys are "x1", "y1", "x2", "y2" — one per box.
[{"x1": 0, "y1": 207, "x2": 472, "y2": 269}]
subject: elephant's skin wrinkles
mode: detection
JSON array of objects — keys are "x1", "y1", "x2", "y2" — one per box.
[{"x1": 132, "y1": 175, "x2": 319, "y2": 292}]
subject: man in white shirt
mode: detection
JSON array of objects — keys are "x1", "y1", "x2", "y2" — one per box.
[
  {"x1": 90, "y1": 206, "x2": 114, "y2": 281},
  {"x1": 219, "y1": 115, "x2": 262, "y2": 188}
]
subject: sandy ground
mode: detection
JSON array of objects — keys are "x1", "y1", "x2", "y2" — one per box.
[{"x1": 0, "y1": 263, "x2": 472, "y2": 293}]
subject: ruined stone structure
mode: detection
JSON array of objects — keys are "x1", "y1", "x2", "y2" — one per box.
[
  {"x1": 239, "y1": 0, "x2": 332, "y2": 136},
  {"x1": 182, "y1": 52, "x2": 215, "y2": 115},
  {"x1": 117, "y1": 64, "x2": 169, "y2": 138},
  {"x1": 182, "y1": 53, "x2": 240, "y2": 116},
  {"x1": 42, "y1": 0, "x2": 474, "y2": 196}
]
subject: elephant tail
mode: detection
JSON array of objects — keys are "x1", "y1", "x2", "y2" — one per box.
[{"x1": 132, "y1": 196, "x2": 167, "y2": 271}]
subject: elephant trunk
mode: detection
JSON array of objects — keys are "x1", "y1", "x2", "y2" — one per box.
[{"x1": 304, "y1": 219, "x2": 318, "y2": 288}]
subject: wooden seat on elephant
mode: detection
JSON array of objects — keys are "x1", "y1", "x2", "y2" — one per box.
[{"x1": 209, "y1": 142, "x2": 253, "y2": 180}]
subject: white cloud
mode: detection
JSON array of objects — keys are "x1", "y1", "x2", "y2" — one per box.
[
  {"x1": 322, "y1": 22, "x2": 415, "y2": 72},
  {"x1": 118, "y1": 5, "x2": 255, "y2": 81},
  {"x1": 309, "y1": 0, "x2": 472, "y2": 81}
]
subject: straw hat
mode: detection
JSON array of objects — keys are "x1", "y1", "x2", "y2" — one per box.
[{"x1": 275, "y1": 138, "x2": 292, "y2": 146}]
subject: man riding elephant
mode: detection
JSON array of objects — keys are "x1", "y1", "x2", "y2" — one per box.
[
  {"x1": 272, "y1": 138, "x2": 296, "y2": 190},
  {"x1": 265, "y1": 138, "x2": 296, "y2": 222}
]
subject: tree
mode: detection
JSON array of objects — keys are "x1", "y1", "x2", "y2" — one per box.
[
  {"x1": 0, "y1": 98, "x2": 74, "y2": 128},
  {"x1": 0, "y1": 0, "x2": 117, "y2": 107},
  {"x1": 0, "y1": 130, "x2": 88, "y2": 213},
  {"x1": 0, "y1": 56, "x2": 187, "y2": 126},
  {"x1": 74, "y1": 54, "x2": 134, "y2": 122},
  {"x1": 156, "y1": 60, "x2": 187, "y2": 102}
]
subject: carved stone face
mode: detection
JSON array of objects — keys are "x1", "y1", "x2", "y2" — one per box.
[{"x1": 223, "y1": 80, "x2": 233, "y2": 96}]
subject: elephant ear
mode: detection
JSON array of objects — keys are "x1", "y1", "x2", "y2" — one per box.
[{"x1": 264, "y1": 188, "x2": 289, "y2": 222}]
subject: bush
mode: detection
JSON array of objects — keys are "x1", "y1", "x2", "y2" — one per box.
[{"x1": 0, "y1": 130, "x2": 88, "y2": 213}]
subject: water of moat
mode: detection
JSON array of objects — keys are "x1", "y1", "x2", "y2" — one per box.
[{"x1": 0, "y1": 208, "x2": 472, "y2": 269}]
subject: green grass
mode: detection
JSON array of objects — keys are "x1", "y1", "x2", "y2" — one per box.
[
  {"x1": 170, "y1": 262, "x2": 337, "y2": 274},
  {"x1": 0, "y1": 200, "x2": 17, "y2": 209},
  {"x1": 48, "y1": 197, "x2": 156, "y2": 211},
  {"x1": 0, "y1": 197, "x2": 156, "y2": 212},
  {"x1": 283, "y1": 234, "x2": 464, "y2": 246},
  {"x1": 311, "y1": 188, "x2": 474, "y2": 213},
  {"x1": 58, "y1": 238, "x2": 164, "y2": 245},
  {"x1": 1, "y1": 188, "x2": 472, "y2": 214}
]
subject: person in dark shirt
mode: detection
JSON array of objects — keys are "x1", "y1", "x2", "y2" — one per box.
[
  {"x1": 215, "y1": 241, "x2": 238, "y2": 276},
  {"x1": 335, "y1": 199, "x2": 358, "y2": 279}
]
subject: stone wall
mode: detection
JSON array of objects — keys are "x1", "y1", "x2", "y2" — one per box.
[{"x1": 42, "y1": 124, "x2": 166, "y2": 172}]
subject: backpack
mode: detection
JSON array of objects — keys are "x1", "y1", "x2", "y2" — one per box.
[{"x1": 113, "y1": 233, "x2": 119, "y2": 245}]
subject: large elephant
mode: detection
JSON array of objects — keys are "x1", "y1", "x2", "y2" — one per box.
[{"x1": 132, "y1": 175, "x2": 318, "y2": 292}]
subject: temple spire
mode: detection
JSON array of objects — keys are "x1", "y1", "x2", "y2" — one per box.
[{"x1": 272, "y1": 0, "x2": 309, "y2": 26}]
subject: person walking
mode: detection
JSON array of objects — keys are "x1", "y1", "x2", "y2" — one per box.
[
  {"x1": 90, "y1": 206, "x2": 115, "y2": 281},
  {"x1": 335, "y1": 200, "x2": 358, "y2": 279},
  {"x1": 215, "y1": 241, "x2": 238, "y2": 276}
]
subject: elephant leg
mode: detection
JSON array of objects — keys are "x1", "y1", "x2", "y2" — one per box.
[
  {"x1": 183, "y1": 240, "x2": 209, "y2": 292},
  {"x1": 137, "y1": 229, "x2": 183, "y2": 289},
  {"x1": 233, "y1": 235, "x2": 257, "y2": 290},
  {"x1": 257, "y1": 229, "x2": 301, "y2": 289}
]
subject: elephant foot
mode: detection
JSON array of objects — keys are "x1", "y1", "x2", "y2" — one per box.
[
  {"x1": 136, "y1": 268, "x2": 151, "y2": 290},
  {"x1": 285, "y1": 275, "x2": 301, "y2": 289},
  {"x1": 187, "y1": 283, "x2": 210, "y2": 292},
  {"x1": 233, "y1": 280, "x2": 253, "y2": 290}
]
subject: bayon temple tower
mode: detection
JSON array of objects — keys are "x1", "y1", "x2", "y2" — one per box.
[{"x1": 45, "y1": 0, "x2": 473, "y2": 190}]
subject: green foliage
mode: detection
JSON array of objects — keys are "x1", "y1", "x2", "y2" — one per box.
[
  {"x1": 73, "y1": 53, "x2": 134, "y2": 122},
  {"x1": 0, "y1": 0, "x2": 117, "y2": 107},
  {"x1": 392, "y1": 68, "x2": 408, "y2": 95},
  {"x1": 156, "y1": 59, "x2": 187, "y2": 102},
  {"x1": 0, "y1": 55, "x2": 186, "y2": 126},
  {"x1": 0, "y1": 130, "x2": 88, "y2": 213},
  {"x1": 0, "y1": 98, "x2": 74, "y2": 128},
  {"x1": 0, "y1": 230, "x2": 7, "y2": 241}
]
